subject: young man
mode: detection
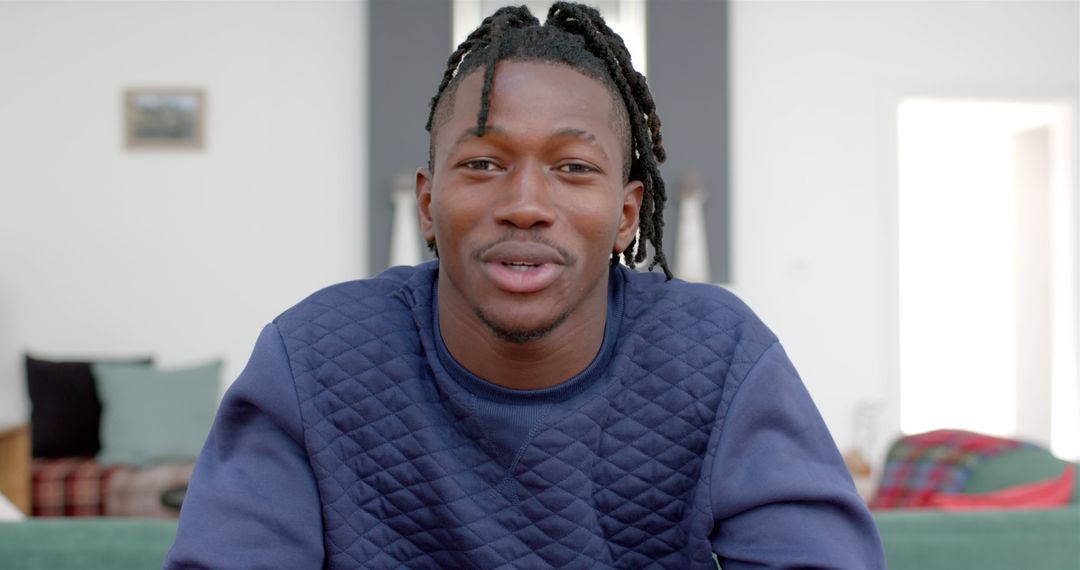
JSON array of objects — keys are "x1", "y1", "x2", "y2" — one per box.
[{"x1": 165, "y1": 4, "x2": 885, "y2": 568}]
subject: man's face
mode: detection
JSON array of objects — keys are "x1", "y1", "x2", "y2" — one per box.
[{"x1": 418, "y1": 60, "x2": 643, "y2": 344}]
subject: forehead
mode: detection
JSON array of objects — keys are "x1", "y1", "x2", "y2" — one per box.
[{"x1": 434, "y1": 60, "x2": 624, "y2": 148}]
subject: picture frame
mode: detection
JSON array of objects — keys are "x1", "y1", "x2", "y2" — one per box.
[{"x1": 124, "y1": 88, "x2": 205, "y2": 150}]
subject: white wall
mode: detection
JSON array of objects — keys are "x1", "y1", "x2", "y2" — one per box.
[
  {"x1": 1, "y1": 0, "x2": 1076, "y2": 466},
  {"x1": 729, "y1": 0, "x2": 1079, "y2": 460},
  {"x1": 0, "y1": 1, "x2": 368, "y2": 427}
]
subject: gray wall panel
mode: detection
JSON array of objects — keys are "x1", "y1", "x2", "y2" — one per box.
[
  {"x1": 647, "y1": 0, "x2": 730, "y2": 282},
  {"x1": 368, "y1": 0, "x2": 451, "y2": 273},
  {"x1": 368, "y1": 1, "x2": 729, "y2": 281}
]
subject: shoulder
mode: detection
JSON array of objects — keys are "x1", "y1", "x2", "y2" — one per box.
[
  {"x1": 273, "y1": 262, "x2": 436, "y2": 336},
  {"x1": 617, "y1": 266, "x2": 778, "y2": 379}
]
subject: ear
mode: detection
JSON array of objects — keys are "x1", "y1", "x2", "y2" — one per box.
[
  {"x1": 416, "y1": 167, "x2": 435, "y2": 245},
  {"x1": 614, "y1": 180, "x2": 644, "y2": 254}
]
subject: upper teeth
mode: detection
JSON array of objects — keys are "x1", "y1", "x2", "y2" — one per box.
[{"x1": 505, "y1": 262, "x2": 537, "y2": 269}]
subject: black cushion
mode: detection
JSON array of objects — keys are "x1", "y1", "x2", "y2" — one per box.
[{"x1": 25, "y1": 355, "x2": 152, "y2": 458}]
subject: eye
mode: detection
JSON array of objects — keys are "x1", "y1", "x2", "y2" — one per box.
[
  {"x1": 462, "y1": 159, "x2": 499, "y2": 171},
  {"x1": 557, "y1": 162, "x2": 598, "y2": 174}
]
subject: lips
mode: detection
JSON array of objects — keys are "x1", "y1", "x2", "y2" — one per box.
[{"x1": 479, "y1": 242, "x2": 566, "y2": 294}]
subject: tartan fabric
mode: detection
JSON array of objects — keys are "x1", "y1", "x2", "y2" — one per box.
[
  {"x1": 870, "y1": 429, "x2": 1032, "y2": 509},
  {"x1": 31, "y1": 458, "x2": 132, "y2": 517},
  {"x1": 105, "y1": 461, "x2": 194, "y2": 518}
]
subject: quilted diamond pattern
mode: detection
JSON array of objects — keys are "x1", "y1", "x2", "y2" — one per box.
[{"x1": 275, "y1": 263, "x2": 775, "y2": 569}]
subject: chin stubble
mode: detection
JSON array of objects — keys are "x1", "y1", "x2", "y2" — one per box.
[
  {"x1": 474, "y1": 307, "x2": 571, "y2": 345},
  {"x1": 469, "y1": 230, "x2": 580, "y2": 344}
]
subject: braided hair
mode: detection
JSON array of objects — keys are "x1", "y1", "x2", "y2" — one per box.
[{"x1": 426, "y1": 2, "x2": 672, "y2": 279}]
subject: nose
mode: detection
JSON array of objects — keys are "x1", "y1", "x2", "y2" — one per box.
[{"x1": 493, "y1": 161, "x2": 556, "y2": 230}]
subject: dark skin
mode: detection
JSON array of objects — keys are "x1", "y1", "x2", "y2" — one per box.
[{"x1": 417, "y1": 61, "x2": 643, "y2": 390}]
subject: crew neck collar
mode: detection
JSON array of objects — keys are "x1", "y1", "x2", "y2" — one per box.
[{"x1": 433, "y1": 265, "x2": 625, "y2": 404}]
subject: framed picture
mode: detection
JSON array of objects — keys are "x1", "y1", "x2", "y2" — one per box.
[{"x1": 124, "y1": 88, "x2": 205, "y2": 149}]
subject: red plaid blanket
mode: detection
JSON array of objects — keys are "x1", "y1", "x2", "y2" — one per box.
[
  {"x1": 870, "y1": 429, "x2": 1031, "y2": 509},
  {"x1": 31, "y1": 458, "x2": 132, "y2": 517}
]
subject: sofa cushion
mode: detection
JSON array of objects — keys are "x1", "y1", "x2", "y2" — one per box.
[
  {"x1": 930, "y1": 464, "x2": 1075, "y2": 510},
  {"x1": 31, "y1": 458, "x2": 132, "y2": 517},
  {"x1": 963, "y1": 447, "x2": 1074, "y2": 495},
  {"x1": 93, "y1": 361, "x2": 221, "y2": 466},
  {"x1": 871, "y1": 429, "x2": 1032, "y2": 509},
  {"x1": 105, "y1": 461, "x2": 195, "y2": 517},
  {"x1": 25, "y1": 355, "x2": 153, "y2": 458}
]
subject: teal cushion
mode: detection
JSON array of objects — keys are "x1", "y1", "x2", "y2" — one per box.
[
  {"x1": 963, "y1": 448, "x2": 1075, "y2": 499},
  {"x1": 93, "y1": 361, "x2": 221, "y2": 466}
]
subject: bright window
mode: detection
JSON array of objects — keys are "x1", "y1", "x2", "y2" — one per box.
[{"x1": 898, "y1": 99, "x2": 1078, "y2": 458}]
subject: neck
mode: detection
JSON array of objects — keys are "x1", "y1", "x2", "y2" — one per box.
[{"x1": 437, "y1": 278, "x2": 610, "y2": 391}]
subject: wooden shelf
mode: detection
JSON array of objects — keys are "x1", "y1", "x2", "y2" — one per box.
[{"x1": 0, "y1": 424, "x2": 31, "y2": 515}]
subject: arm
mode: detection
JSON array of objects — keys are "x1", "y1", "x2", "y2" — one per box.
[
  {"x1": 163, "y1": 324, "x2": 325, "y2": 569},
  {"x1": 710, "y1": 342, "x2": 884, "y2": 569}
]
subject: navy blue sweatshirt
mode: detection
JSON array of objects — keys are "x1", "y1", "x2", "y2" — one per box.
[{"x1": 165, "y1": 262, "x2": 884, "y2": 569}]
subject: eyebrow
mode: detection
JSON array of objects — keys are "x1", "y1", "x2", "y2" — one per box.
[
  {"x1": 552, "y1": 128, "x2": 596, "y2": 143},
  {"x1": 451, "y1": 126, "x2": 607, "y2": 159},
  {"x1": 551, "y1": 128, "x2": 607, "y2": 162}
]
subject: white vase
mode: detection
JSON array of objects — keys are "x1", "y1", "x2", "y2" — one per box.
[
  {"x1": 389, "y1": 171, "x2": 423, "y2": 267},
  {"x1": 676, "y1": 171, "x2": 711, "y2": 283}
]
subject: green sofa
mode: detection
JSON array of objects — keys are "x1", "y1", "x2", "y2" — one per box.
[
  {"x1": 873, "y1": 447, "x2": 1080, "y2": 570},
  {"x1": 1, "y1": 448, "x2": 1077, "y2": 570},
  {"x1": 0, "y1": 518, "x2": 177, "y2": 570},
  {"x1": 876, "y1": 506, "x2": 1080, "y2": 569}
]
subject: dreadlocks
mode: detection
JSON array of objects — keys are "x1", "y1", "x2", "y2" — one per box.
[{"x1": 425, "y1": 2, "x2": 672, "y2": 279}]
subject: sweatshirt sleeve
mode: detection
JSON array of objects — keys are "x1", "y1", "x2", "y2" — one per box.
[
  {"x1": 163, "y1": 323, "x2": 325, "y2": 569},
  {"x1": 709, "y1": 342, "x2": 885, "y2": 569}
]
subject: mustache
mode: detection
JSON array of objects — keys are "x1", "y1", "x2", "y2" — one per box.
[{"x1": 471, "y1": 230, "x2": 577, "y2": 266}]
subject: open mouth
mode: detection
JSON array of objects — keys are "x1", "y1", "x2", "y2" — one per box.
[
  {"x1": 478, "y1": 241, "x2": 567, "y2": 294},
  {"x1": 503, "y1": 261, "x2": 540, "y2": 271},
  {"x1": 484, "y1": 260, "x2": 560, "y2": 293}
]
